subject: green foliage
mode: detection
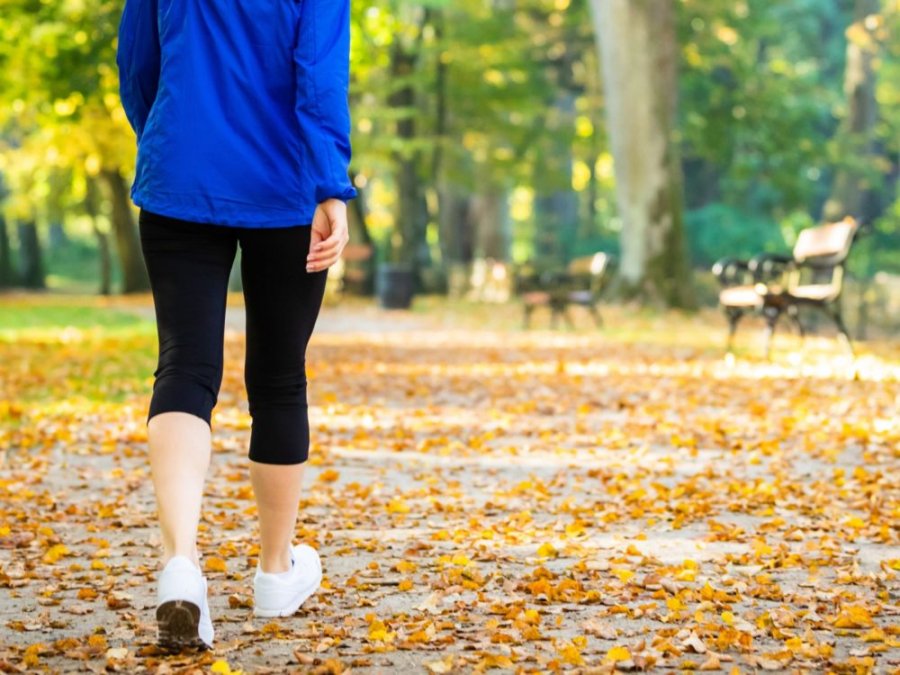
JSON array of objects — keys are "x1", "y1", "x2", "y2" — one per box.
[
  {"x1": 678, "y1": 0, "x2": 852, "y2": 215},
  {"x1": 0, "y1": 0, "x2": 897, "y2": 294},
  {"x1": 685, "y1": 203, "x2": 787, "y2": 267}
]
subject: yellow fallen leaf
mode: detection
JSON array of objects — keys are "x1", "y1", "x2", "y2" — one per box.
[
  {"x1": 387, "y1": 498, "x2": 410, "y2": 514},
  {"x1": 559, "y1": 644, "x2": 585, "y2": 665},
  {"x1": 537, "y1": 542, "x2": 558, "y2": 558},
  {"x1": 834, "y1": 605, "x2": 874, "y2": 628},
  {"x1": 611, "y1": 568, "x2": 634, "y2": 582},
  {"x1": 211, "y1": 659, "x2": 244, "y2": 675},
  {"x1": 205, "y1": 556, "x2": 228, "y2": 573},
  {"x1": 606, "y1": 645, "x2": 631, "y2": 662},
  {"x1": 451, "y1": 553, "x2": 471, "y2": 566},
  {"x1": 42, "y1": 544, "x2": 69, "y2": 564},
  {"x1": 22, "y1": 644, "x2": 44, "y2": 668}
]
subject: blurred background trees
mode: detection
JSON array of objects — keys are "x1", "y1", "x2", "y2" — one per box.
[{"x1": 0, "y1": 0, "x2": 898, "y2": 325}]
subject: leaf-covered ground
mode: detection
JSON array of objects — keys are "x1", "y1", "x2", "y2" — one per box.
[{"x1": 1, "y1": 293, "x2": 898, "y2": 674}]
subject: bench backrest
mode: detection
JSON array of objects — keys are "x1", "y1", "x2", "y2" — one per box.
[
  {"x1": 568, "y1": 252, "x2": 612, "y2": 294},
  {"x1": 793, "y1": 217, "x2": 858, "y2": 267},
  {"x1": 789, "y1": 217, "x2": 858, "y2": 299},
  {"x1": 567, "y1": 252, "x2": 610, "y2": 277}
]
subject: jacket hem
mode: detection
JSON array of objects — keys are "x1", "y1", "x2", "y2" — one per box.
[{"x1": 132, "y1": 188, "x2": 315, "y2": 228}]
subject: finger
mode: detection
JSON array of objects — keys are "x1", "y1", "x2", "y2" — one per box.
[
  {"x1": 309, "y1": 226, "x2": 326, "y2": 250},
  {"x1": 307, "y1": 251, "x2": 341, "y2": 272},
  {"x1": 311, "y1": 231, "x2": 346, "y2": 256},
  {"x1": 310, "y1": 216, "x2": 347, "y2": 252},
  {"x1": 308, "y1": 231, "x2": 348, "y2": 260},
  {"x1": 308, "y1": 239, "x2": 345, "y2": 263}
]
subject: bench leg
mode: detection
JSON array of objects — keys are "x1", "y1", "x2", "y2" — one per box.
[
  {"x1": 763, "y1": 306, "x2": 781, "y2": 360},
  {"x1": 523, "y1": 304, "x2": 534, "y2": 330},
  {"x1": 787, "y1": 305, "x2": 805, "y2": 338},
  {"x1": 588, "y1": 303, "x2": 603, "y2": 328},
  {"x1": 827, "y1": 303, "x2": 855, "y2": 356},
  {"x1": 550, "y1": 306, "x2": 562, "y2": 330},
  {"x1": 725, "y1": 308, "x2": 743, "y2": 353}
]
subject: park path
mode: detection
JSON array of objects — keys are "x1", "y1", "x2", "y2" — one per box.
[{"x1": 1, "y1": 301, "x2": 898, "y2": 673}]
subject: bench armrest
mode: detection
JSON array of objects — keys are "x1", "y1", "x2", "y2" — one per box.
[
  {"x1": 712, "y1": 257, "x2": 751, "y2": 287},
  {"x1": 749, "y1": 253, "x2": 794, "y2": 283}
]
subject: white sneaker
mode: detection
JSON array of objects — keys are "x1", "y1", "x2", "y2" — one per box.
[
  {"x1": 155, "y1": 556, "x2": 214, "y2": 650},
  {"x1": 253, "y1": 544, "x2": 322, "y2": 618}
]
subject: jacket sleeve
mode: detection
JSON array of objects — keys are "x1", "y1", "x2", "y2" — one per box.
[
  {"x1": 116, "y1": 0, "x2": 160, "y2": 141},
  {"x1": 294, "y1": 0, "x2": 358, "y2": 204}
]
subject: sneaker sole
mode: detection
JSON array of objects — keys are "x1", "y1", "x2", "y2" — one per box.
[
  {"x1": 253, "y1": 567, "x2": 322, "y2": 618},
  {"x1": 156, "y1": 600, "x2": 209, "y2": 651}
]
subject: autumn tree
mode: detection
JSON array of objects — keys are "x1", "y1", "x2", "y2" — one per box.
[
  {"x1": 0, "y1": 0, "x2": 149, "y2": 293},
  {"x1": 589, "y1": 0, "x2": 695, "y2": 308}
]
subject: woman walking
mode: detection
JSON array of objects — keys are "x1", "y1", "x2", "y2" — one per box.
[{"x1": 116, "y1": 0, "x2": 356, "y2": 651}]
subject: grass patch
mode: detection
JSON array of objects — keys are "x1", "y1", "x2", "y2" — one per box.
[
  {"x1": 0, "y1": 303, "x2": 146, "y2": 331},
  {"x1": 0, "y1": 299, "x2": 156, "y2": 344}
]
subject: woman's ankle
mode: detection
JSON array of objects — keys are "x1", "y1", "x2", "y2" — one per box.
[{"x1": 258, "y1": 546, "x2": 293, "y2": 574}]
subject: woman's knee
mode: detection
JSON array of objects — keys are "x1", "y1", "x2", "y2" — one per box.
[
  {"x1": 148, "y1": 365, "x2": 222, "y2": 428},
  {"x1": 245, "y1": 367, "x2": 308, "y2": 410},
  {"x1": 247, "y1": 404, "x2": 310, "y2": 464}
]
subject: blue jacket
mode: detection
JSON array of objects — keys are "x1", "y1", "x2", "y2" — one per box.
[{"x1": 116, "y1": 0, "x2": 357, "y2": 228}]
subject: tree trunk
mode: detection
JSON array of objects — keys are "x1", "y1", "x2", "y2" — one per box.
[
  {"x1": 534, "y1": 87, "x2": 580, "y2": 266},
  {"x1": 825, "y1": 0, "x2": 882, "y2": 223},
  {"x1": 85, "y1": 177, "x2": 112, "y2": 296},
  {"x1": 101, "y1": 168, "x2": 150, "y2": 293},
  {"x1": 48, "y1": 222, "x2": 69, "y2": 249},
  {"x1": 345, "y1": 171, "x2": 375, "y2": 295},
  {"x1": 17, "y1": 221, "x2": 45, "y2": 289},
  {"x1": 47, "y1": 171, "x2": 71, "y2": 249},
  {"x1": 0, "y1": 215, "x2": 15, "y2": 287},
  {"x1": 388, "y1": 30, "x2": 431, "y2": 289},
  {"x1": 438, "y1": 185, "x2": 474, "y2": 265},
  {"x1": 472, "y1": 187, "x2": 510, "y2": 261},
  {"x1": 824, "y1": 0, "x2": 883, "y2": 340},
  {"x1": 348, "y1": 172, "x2": 373, "y2": 249},
  {"x1": 590, "y1": 0, "x2": 695, "y2": 308}
]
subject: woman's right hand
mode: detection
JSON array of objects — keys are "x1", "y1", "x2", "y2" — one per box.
[{"x1": 307, "y1": 199, "x2": 349, "y2": 273}]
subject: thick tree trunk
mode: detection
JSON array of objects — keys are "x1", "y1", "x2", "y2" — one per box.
[
  {"x1": 85, "y1": 177, "x2": 112, "y2": 296},
  {"x1": 825, "y1": 0, "x2": 884, "y2": 340},
  {"x1": 825, "y1": 0, "x2": 882, "y2": 223},
  {"x1": 437, "y1": 186, "x2": 475, "y2": 298},
  {"x1": 438, "y1": 186, "x2": 474, "y2": 264},
  {"x1": 17, "y1": 221, "x2": 45, "y2": 289},
  {"x1": 0, "y1": 215, "x2": 15, "y2": 287},
  {"x1": 101, "y1": 168, "x2": 150, "y2": 294},
  {"x1": 394, "y1": 154, "x2": 430, "y2": 267},
  {"x1": 472, "y1": 187, "x2": 510, "y2": 261},
  {"x1": 590, "y1": 0, "x2": 695, "y2": 308}
]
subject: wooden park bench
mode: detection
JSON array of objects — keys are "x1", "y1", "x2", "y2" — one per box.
[
  {"x1": 516, "y1": 252, "x2": 614, "y2": 329},
  {"x1": 713, "y1": 217, "x2": 860, "y2": 357}
]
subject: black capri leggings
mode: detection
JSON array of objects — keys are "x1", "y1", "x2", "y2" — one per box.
[{"x1": 138, "y1": 209, "x2": 328, "y2": 465}]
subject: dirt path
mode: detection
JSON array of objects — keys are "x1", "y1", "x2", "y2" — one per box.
[{"x1": 1, "y1": 305, "x2": 898, "y2": 673}]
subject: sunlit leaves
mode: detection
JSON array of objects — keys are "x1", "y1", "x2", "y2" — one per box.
[{"x1": 1, "y1": 300, "x2": 898, "y2": 671}]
